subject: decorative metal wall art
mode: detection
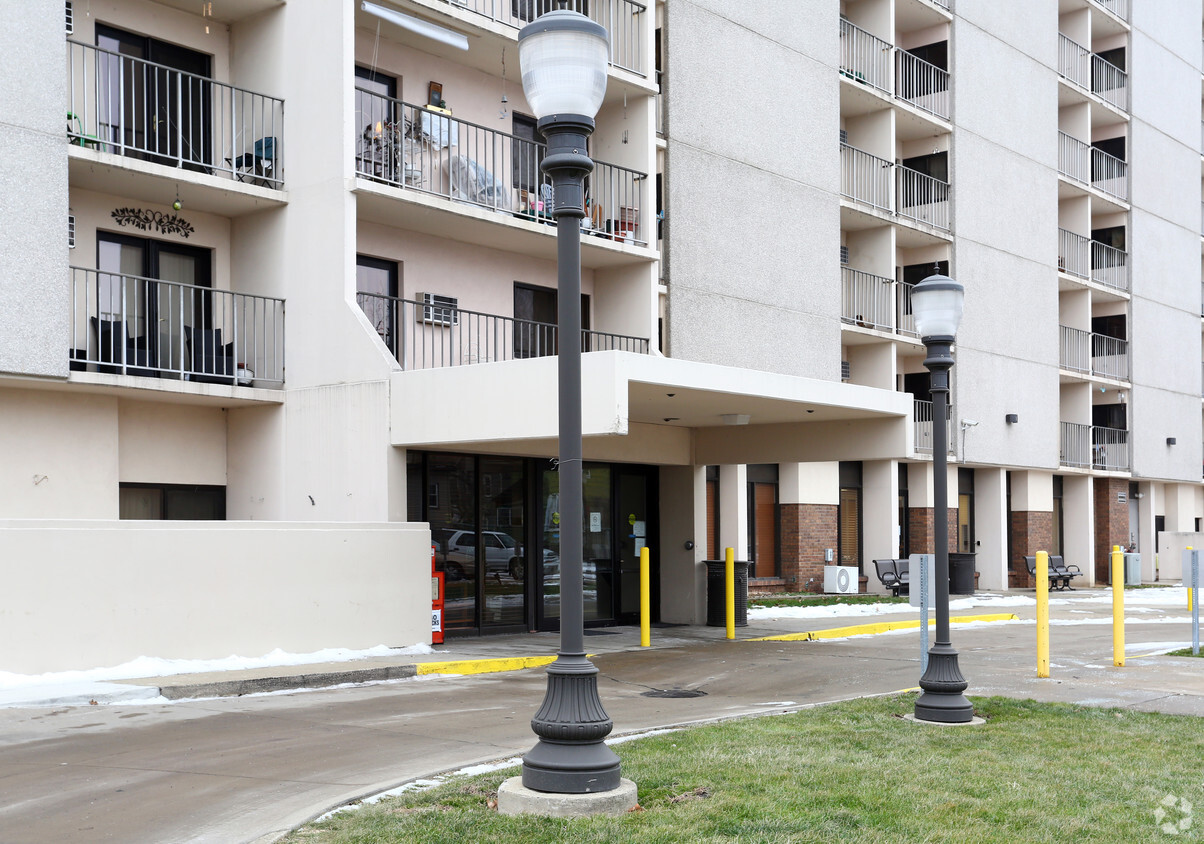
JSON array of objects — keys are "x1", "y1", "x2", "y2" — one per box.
[{"x1": 110, "y1": 207, "x2": 195, "y2": 238}]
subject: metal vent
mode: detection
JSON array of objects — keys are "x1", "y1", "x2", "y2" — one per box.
[
  {"x1": 418, "y1": 292, "x2": 459, "y2": 326},
  {"x1": 66, "y1": 1, "x2": 73, "y2": 34},
  {"x1": 840, "y1": 245, "x2": 849, "y2": 265},
  {"x1": 841, "y1": 360, "x2": 851, "y2": 382},
  {"x1": 68, "y1": 214, "x2": 75, "y2": 248}
]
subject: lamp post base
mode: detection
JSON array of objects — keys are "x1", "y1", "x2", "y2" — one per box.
[
  {"x1": 521, "y1": 657, "x2": 622, "y2": 794},
  {"x1": 914, "y1": 645, "x2": 974, "y2": 723}
]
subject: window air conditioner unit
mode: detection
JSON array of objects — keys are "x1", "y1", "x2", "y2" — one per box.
[
  {"x1": 841, "y1": 360, "x2": 851, "y2": 382},
  {"x1": 824, "y1": 565, "x2": 859, "y2": 594},
  {"x1": 840, "y1": 245, "x2": 849, "y2": 265},
  {"x1": 418, "y1": 292, "x2": 459, "y2": 326},
  {"x1": 66, "y1": 1, "x2": 73, "y2": 34}
]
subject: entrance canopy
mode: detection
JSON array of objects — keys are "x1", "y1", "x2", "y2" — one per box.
[{"x1": 390, "y1": 351, "x2": 913, "y2": 465}]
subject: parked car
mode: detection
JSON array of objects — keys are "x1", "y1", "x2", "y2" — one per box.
[{"x1": 433, "y1": 529, "x2": 524, "y2": 581}]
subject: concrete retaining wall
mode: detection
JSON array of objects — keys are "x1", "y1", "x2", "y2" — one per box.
[{"x1": 0, "y1": 520, "x2": 430, "y2": 674}]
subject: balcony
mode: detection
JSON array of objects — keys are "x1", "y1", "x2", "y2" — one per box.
[
  {"x1": 1058, "y1": 325, "x2": 1129, "y2": 380},
  {"x1": 1060, "y1": 421, "x2": 1130, "y2": 471},
  {"x1": 897, "y1": 164, "x2": 950, "y2": 230},
  {"x1": 840, "y1": 143, "x2": 952, "y2": 234},
  {"x1": 1057, "y1": 132, "x2": 1128, "y2": 203},
  {"x1": 66, "y1": 41, "x2": 285, "y2": 189},
  {"x1": 839, "y1": 19, "x2": 892, "y2": 94},
  {"x1": 840, "y1": 269, "x2": 921, "y2": 340},
  {"x1": 69, "y1": 267, "x2": 284, "y2": 385},
  {"x1": 913, "y1": 398, "x2": 954, "y2": 455},
  {"x1": 840, "y1": 143, "x2": 892, "y2": 211},
  {"x1": 895, "y1": 50, "x2": 949, "y2": 120},
  {"x1": 1057, "y1": 228, "x2": 1129, "y2": 292},
  {"x1": 1058, "y1": 34, "x2": 1128, "y2": 112},
  {"x1": 427, "y1": 0, "x2": 648, "y2": 77},
  {"x1": 1091, "y1": 0, "x2": 1128, "y2": 21},
  {"x1": 838, "y1": 19, "x2": 951, "y2": 122},
  {"x1": 354, "y1": 91, "x2": 647, "y2": 246},
  {"x1": 357, "y1": 293, "x2": 648, "y2": 370}
]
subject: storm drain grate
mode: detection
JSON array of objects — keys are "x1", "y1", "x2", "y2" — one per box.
[{"x1": 641, "y1": 688, "x2": 707, "y2": 699}]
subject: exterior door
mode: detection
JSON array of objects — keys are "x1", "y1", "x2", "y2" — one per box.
[
  {"x1": 97, "y1": 233, "x2": 211, "y2": 375},
  {"x1": 616, "y1": 469, "x2": 653, "y2": 621}
]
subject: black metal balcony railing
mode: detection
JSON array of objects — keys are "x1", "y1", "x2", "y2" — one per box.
[
  {"x1": 69, "y1": 267, "x2": 285, "y2": 384},
  {"x1": 430, "y1": 0, "x2": 647, "y2": 77},
  {"x1": 355, "y1": 90, "x2": 647, "y2": 246},
  {"x1": 357, "y1": 292, "x2": 648, "y2": 370},
  {"x1": 66, "y1": 41, "x2": 285, "y2": 188}
]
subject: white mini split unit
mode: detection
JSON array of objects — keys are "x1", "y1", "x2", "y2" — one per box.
[{"x1": 824, "y1": 565, "x2": 859, "y2": 594}]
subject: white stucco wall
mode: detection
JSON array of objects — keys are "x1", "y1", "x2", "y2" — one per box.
[
  {"x1": 664, "y1": 0, "x2": 841, "y2": 379},
  {"x1": 0, "y1": 520, "x2": 430, "y2": 674},
  {"x1": 1, "y1": 0, "x2": 69, "y2": 378}
]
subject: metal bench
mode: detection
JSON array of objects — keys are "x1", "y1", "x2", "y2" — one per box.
[
  {"x1": 1025, "y1": 555, "x2": 1083, "y2": 591},
  {"x1": 873, "y1": 558, "x2": 909, "y2": 597}
]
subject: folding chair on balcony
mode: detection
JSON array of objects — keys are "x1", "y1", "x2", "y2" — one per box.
[
  {"x1": 228, "y1": 136, "x2": 277, "y2": 187},
  {"x1": 67, "y1": 111, "x2": 104, "y2": 151}
]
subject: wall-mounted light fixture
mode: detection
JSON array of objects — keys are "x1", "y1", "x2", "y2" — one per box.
[
  {"x1": 1167, "y1": 437, "x2": 1177, "y2": 446},
  {"x1": 1005, "y1": 414, "x2": 1018, "y2": 424}
]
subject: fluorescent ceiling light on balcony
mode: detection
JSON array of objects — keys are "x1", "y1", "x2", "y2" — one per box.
[{"x1": 361, "y1": 1, "x2": 469, "y2": 51}]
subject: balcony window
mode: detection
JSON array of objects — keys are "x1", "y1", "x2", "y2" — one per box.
[
  {"x1": 120, "y1": 483, "x2": 225, "y2": 519},
  {"x1": 356, "y1": 255, "x2": 401, "y2": 356}
]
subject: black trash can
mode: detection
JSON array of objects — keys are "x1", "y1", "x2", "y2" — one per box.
[
  {"x1": 949, "y1": 552, "x2": 976, "y2": 595},
  {"x1": 705, "y1": 560, "x2": 749, "y2": 627}
]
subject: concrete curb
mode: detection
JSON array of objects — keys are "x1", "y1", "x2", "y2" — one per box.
[
  {"x1": 154, "y1": 655, "x2": 562, "y2": 700},
  {"x1": 157, "y1": 664, "x2": 419, "y2": 700}
]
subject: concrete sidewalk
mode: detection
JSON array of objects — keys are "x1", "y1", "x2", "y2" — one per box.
[{"x1": 0, "y1": 588, "x2": 1200, "y2": 844}]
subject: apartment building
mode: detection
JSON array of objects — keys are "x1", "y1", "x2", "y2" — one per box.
[{"x1": 2, "y1": 0, "x2": 1201, "y2": 672}]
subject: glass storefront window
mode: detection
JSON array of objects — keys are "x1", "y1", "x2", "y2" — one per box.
[{"x1": 481, "y1": 457, "x2": 525, "y2": 627}]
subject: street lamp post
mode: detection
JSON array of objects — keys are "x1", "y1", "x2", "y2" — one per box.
[
  {"x1": 911, "y1": 270, "x2": 975, "y2": 724},
  {"x1": 516, "y1": 6, "x2": 622, "y2": 793}
]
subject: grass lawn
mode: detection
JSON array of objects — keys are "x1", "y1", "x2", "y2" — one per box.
[
  {"x1": 751, "y1": 593, "x2": 909, "y2": 609},
  {"x1": 1167, "y1": 647, "x2": 1202, "y2": 657},
  {"x1": 283, "y1": 695, "x2": 1204, "y2": 843}
]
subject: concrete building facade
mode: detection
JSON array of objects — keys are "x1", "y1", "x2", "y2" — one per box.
[{"x1": 2, "y1": 0, "x2": 1202, "y2": 672}]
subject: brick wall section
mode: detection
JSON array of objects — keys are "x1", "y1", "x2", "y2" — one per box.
[
  {"x1": 1094, "y1": 477, "x2": 1130, "y2": 583},
  {"x1": 908, "y1": 508, "x2": 958, "y2": 554},
  {"x1": 1008, "y1": 510, "x2": 1053, "y2": 588},
  {"x1": 779, "y1": 504, "x2": 837, "y2": 593}
]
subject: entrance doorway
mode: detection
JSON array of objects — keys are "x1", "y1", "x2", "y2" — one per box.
[
  {"x1": 535, "y1": 462, "x2": 657, "y2": 631},
  {"x1": 407, "y1": 451, "x2": 657, "y2": 635}
]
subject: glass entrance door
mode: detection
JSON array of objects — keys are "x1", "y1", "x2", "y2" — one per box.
[{"x1": 616, "y1": 470, "x2": 650, "y2": 622}]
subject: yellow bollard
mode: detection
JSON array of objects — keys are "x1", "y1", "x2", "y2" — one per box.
[
  {"x1": 1112, "y1": 545, "x2": 1125, "y2": 667},
  {"x1": 1036, "y1": 550, "x2": 1050, "y2": 678},
  {"x1": 640, "y1": 546, "x2": 651, "y2": 648},
  {"x1": 725, "y1": 546, "x2": 736, "y2": 641},
  {"x1": 1188, "y1": 547, "x2": 1194, "y2": 612}
]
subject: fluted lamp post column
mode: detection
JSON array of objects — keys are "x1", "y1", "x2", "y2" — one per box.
[
  {"x1": 516, "y1": 5, "x2": 623, "y2": 794},
  {"x1": 911, "y1": 270, "x2": 975, "y2": 724}
]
